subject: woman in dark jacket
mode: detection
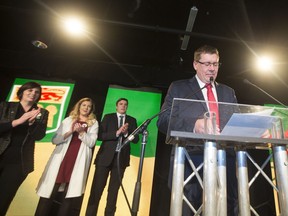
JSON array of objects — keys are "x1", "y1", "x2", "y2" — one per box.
[{"x1": 0, "y1": 81, "x2": 49, "y2": 216}]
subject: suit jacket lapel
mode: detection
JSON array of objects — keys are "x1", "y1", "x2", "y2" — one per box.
[
  {"x1": 215, "y1": 82, "x2": 223, "y2": 102},
  {"x1": 189, "y1": 77, "x2": 207, "y2": 111},
  {"x1": 113, "y1": 113, "x2": 119, "y2": 129}
]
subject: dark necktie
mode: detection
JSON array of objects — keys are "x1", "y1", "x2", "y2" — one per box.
[
  {"x1": 119, "y1": 115, "x2": 124, "y2": 128},
  {"x1": 205, "y1": 84, "x2": 219, "y2": 126},
  {"x1": 116, "y1": 115, "x2": 124, "y2": 152}
]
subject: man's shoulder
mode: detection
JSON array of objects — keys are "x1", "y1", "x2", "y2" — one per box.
[
  {"x1": 167, "y1": 77, "x2": 197, "y2": 94},
  {"x1": 171, "y1": 77, "x2": 195, "y2": 86},
  {"x1": 103, "y1": 113, "x2": 116, "y2": 118},
  {"x1": 216, "y1": 82, "x2": 235, "y2": 91},
  {"x1": 124, "y1": 115, "x2": 137, "y2": 123}
]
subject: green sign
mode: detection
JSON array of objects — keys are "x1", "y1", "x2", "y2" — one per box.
[{"x1": 7, "y1": 78, "x2": 74, "y2": 142}]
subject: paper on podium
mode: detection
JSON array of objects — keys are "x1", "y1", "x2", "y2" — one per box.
[{"x1": 221, "y1": 110, "x2": 278, "y2": 137}]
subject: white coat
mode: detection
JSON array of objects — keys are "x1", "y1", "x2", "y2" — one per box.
[{"x1": 36, "y1": 116, "x2": 99, "y2": 198}]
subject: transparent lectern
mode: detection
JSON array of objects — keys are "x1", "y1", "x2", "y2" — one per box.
[{"x1": 166, "y1": 98, "x2": 288, "y2": 216}]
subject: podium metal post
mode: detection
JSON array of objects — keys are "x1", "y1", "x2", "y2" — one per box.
[
  {"x1": 236, "y1": 149, "x2": 251, "y2": 216},
  {"x1": 170, "y1": 144, "x2": 185, "y2": 216},
  {"x1": 217, "y1": 149, "x2": 227, "y2": 216},
  {"x1": 273, "y1": 146, "x2": 288, "y2": 215},
  {"x1": 203, "y1": 140, "x2": 218, "y2": 215}
]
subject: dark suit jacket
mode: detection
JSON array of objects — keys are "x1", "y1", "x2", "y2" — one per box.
[
  {"x1": 95, "y1": 113, "x2": 139, "y2": 168},
  {"x1": 0, "y1": 101, "x2": 49, "y2": 174},
  {"x1": 157, "y1": 76, "x2": 237, "y2": 136}
]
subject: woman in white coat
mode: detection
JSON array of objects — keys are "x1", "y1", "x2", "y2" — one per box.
[{"x1": 35, "y1": 97, "x2": 99, "y2": 216}]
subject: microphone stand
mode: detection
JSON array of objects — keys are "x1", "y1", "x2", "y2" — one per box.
[
  {"x1": 122, "y1": 113, "x2": 158, "y2": 216},
  {"x1": 131, "y1": 129, "x2": 148, "y2": 216},
  {"x1": 243, "y1": 79, "x2": 288, "y2": 117},
  {"x1": 243, "y1": 79, "x2": 287, "y2": 107},
  {"x1": 117, "y1": 111, "x2": 168, "y2": 216},
  {"x1": 123, "y1": 77, "x2": 214, "y2": 216}
]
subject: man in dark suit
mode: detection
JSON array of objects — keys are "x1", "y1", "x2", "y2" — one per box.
[
  {"x1": 86, "y1": 98, "x2": 139, "y2": 216},
  {"x1": 157, "y1": 45, "x2": 238, "y2": 215}
]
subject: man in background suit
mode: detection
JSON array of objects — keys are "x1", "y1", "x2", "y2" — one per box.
[
  {"x1": 86, "y1": 98, "x2": 139, "y2": 216},
  {"x1": 157, "y1": 45, "x2": 238, "y2": 215}
]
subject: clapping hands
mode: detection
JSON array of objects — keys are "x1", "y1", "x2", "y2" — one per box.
[
  {"x1": 116, "y1": 123, "x2": 129, "y2": 137},
  {"x1": 72, "y1": 121, "x2": 86, "y2": 135},
  {"x1": 13, "y1": 108, "x2": 41, "y2": 127}
]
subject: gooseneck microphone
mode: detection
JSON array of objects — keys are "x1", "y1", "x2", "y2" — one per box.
[
  {"x1": 243, "y1": 79, "x2": 287, "y2": 107},
  {"x1": 209, "y1": 76, "x2": 214, "y2": 84}
]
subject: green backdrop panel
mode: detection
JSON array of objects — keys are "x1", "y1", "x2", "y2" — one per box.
[
  {"x1": 98, "y1": 85, "x2": 162, "y2": 158},
  {"x1": 7, "y1": 78, "x2": 74, "y2": 142}
]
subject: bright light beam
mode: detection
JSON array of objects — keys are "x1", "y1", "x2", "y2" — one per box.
[
  {"x1": 63, "y1": 17, "x2": 86, "y2": 36},
  {"x1": 256, "y1": 56, "x2": 273, "y2": 72}
]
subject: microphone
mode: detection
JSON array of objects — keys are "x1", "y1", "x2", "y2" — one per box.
[
  {"x1": 209, "y1": 76, "x2": 214, "y2": 84},
  {"x1": 243, "y1": 79, "x2": 287, "y2": 107},
  {"x1": 122, "y1": 119, "x2": 151, "y2": 145}
]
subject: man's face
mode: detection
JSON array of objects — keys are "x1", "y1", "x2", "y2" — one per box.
[
  {"x1": 193, "y1": 53, "x2": 220, "y2": 84},
  {"x1": 116, "y1": 100, "x2": 128, "y2": 114}
]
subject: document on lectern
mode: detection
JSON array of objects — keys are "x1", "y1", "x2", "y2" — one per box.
[{"x1": 221, "y1": 112, "x2": 278, "y2": 138}]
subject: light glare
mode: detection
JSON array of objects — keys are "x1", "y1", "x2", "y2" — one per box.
[
  {"x1": 257, "y1": 56, "x2": 273, "y2": 72},
  {"x1": 63, "y1": 17, "x2": 85, "y2": 36}
]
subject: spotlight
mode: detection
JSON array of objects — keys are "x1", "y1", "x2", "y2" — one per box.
[
  {"x1": 257, "y1": 56, "x2": 273, "y2": 72},
  {"x1": 63, "y1": 17, "x2": 86, "y2": 36}
]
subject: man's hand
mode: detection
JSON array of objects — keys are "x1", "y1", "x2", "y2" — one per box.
[
  {"x1": 194, "y1": 118, "x2": 220, "y2": 135},
  {"x1": 261, "y1": 129, "x2": 271, "y2": 138},
  {"x1": 116, "y1": 123, "x2": 129, "y2": 137}
]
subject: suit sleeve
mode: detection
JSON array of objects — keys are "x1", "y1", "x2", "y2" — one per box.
[
  {"x1": 157, "y1": 82, "x2": 175, "y2": 134},
  {"x1": 98, "y1": 115, "x2": 118, "y2": 141},
  {"x1": 156, "y1": 82, "x2": 198, "y2": 134}
]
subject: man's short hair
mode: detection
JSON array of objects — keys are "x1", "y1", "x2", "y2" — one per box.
[
  {"x1": 194, "y1": 45, "x2": 219, "y2": 61},
  {"x1": 116, "y1": 98, "x2": 128, "y2": 105}
]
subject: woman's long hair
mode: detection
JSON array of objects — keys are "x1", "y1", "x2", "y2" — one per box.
[{"x1": 69, "y1": 97, "x2": 96, "y2": 127}]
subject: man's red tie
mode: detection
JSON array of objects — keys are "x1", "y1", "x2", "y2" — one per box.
[{"x1": 205, "y1": 83, "x2": 219, "y2": 126}]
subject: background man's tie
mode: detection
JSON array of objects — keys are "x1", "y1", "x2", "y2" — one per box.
[
  {"x1": 205, "y1": 84, "x2": 220, "y2": 126},
  {"x1": 116, "y1": 115, "x2": 124, "y2": 152}
]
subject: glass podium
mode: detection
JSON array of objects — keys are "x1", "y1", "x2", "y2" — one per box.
[{"x1": 166, "y1": 98, "x2": 288, "y2": 216}]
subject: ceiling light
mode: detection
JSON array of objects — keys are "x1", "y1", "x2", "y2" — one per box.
[
  {"x1": 63, "y1": 17, "x2": 86, "y2": 36},
  {"x1": 257, "y1": 56, "x2": 273, "y2": 72},
  {"x1": 31, "y1": 40, "x2": 48, "y2": 49}
]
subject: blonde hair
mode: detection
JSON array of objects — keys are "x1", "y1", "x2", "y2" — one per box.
[{"x1": 69, "y1": 97, "x2": 96, "y2": 127}]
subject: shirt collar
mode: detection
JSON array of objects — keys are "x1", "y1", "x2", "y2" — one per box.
[
  {"x1": 117, "y1": 112, "x2": 126, "y2": 118},
  {"x1": 195, "y1": 75, "x2": 216, "y2": 89}
]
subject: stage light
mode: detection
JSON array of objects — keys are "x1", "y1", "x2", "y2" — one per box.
[
  {"x1": 62, "y1": 16, "x2": 86, "y2": 36},
  {"x1": 256, "y1": 56, "x2": 273, "y2": 72}
]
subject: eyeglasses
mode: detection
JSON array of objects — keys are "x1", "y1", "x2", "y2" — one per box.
[{"x1": 197, "y1": 61, "x2": 222, "y2": 67}]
